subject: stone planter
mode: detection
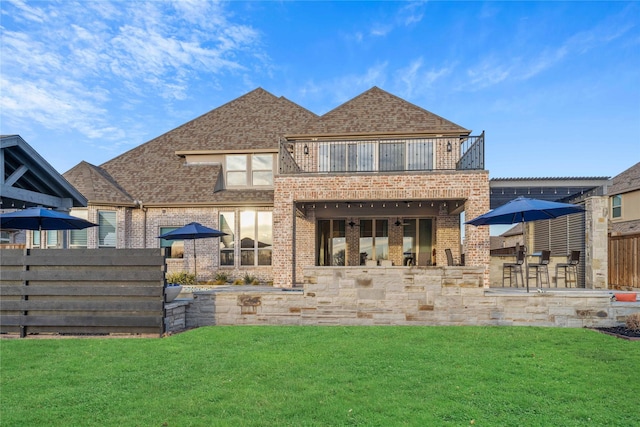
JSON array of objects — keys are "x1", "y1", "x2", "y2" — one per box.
[{"x1": 165, "y1": 285, "x2": 183, "y2": 303}]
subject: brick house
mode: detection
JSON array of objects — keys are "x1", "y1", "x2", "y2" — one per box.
[{"x1": 62, "y1": 87, "x2": 490, "y2": 287}]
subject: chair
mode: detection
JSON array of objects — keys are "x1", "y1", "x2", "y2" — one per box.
[
  {"x1": 556, "y1": 250, "x2": 580, "y2": 287},
  {"x1": 503, "y1": 250, "x2": 525, "y2": 287},
  {"x1": 417, "y1": 252, "x2": 431, "y2": 266},
  {"x1": 445, "y1": 248, "x2": 460, "y2": 266},
  {"x1": 527, "y1": 250, "x2": 550, "y2": 288}
]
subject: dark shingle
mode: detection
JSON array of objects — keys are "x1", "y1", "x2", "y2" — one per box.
[{"x1": 293, "y1": 87, "x2": 469, "y2": 136}]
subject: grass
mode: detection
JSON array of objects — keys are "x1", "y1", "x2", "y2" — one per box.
[{"x1": 1, "y1": 326, "x2": 638, "y2": 426}]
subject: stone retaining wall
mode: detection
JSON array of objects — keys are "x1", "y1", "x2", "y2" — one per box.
[{"x1": 173, "y1": 267, "x2": 638, "y2": 330}]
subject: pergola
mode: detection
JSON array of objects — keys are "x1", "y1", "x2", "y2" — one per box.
[{"x1": 1, "y1": 135, "x2": 86, "y2": 210}]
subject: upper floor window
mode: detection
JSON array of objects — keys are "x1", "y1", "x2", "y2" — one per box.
[
  {"x1": 612, "y1": 195, "x2": 622, "y2": 218},
  {"x1": 1, "y1": 231, "x2": 11, "y2": 244},
  {"x1": 98, "y1": 211, "x2": 116, "y2": 247},
  {"x1": 318, "y1": 140, "x2": 434, "y2": 172},
  {"x1": 226, "y1": 154, "x2": 273, "y2": 187}
]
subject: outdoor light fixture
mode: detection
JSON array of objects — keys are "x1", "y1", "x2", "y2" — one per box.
[
  {"x1": 446, "y1": 141, "x2": 452, "y2": 152},
  {"x1": 304, "y1": 144, "x2": 309, "y2": 155}
]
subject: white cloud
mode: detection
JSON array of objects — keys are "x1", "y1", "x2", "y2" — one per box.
[
  {"x1": 0, "y1": 0, "x2": 265, "y2": 150},
  {"x1": 5, "y1": 0, "x2": 47, "y2": 23},
  {"x1": 395, "y1": 58, "x2": 453, "y2": 97}
]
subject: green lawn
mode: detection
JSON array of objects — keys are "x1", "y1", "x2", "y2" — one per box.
[{"x1": 1, "y1": 326, "x2": 638, "y2": 426}]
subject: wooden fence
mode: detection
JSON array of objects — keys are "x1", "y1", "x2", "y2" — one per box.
[
  {"x1": 609, "y1": 233, "x2": 639, "y2": 289},
  {"x1": 0, "y1": 248, "x2": 167, "y2": 337}
]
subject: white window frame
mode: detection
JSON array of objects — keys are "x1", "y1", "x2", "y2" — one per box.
[
  {"x1": 226, "y1": 154, "x2": 274, "y2": 187},
  {"x1": 98, "y1": 211, "x2": 117, "y2": 248},
  {"x1": 612, "y1": 195, "x2": 622, "y2": 219}
]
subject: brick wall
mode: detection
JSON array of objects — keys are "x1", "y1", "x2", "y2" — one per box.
[{"x1": 274, "y1": 171, "x2": 490, "y2": 287}]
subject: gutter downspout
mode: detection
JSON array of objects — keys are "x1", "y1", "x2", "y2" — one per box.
[{"x1": 136, "y1": 200, "x2": 147, "y2": 248}]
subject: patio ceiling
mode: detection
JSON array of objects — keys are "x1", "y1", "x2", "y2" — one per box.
[
  {"x1": 298, "y1": 199, "x2": 466, "y2": 218},
  {"x1": 489, "y1": 177, "x2": 610, "y2": 209}
]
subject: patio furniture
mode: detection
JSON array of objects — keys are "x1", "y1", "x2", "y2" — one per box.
[
  {"x1": 445, "y1": 248, "x2": 460, "y2": 266},
  {"x1": 527, "y1": 250, "x2": 550, "y2": 288},
  {"x1": 502, "y1": 250, "x2": 525, "y2": 287},
  {"x1": 556, "y1": 250, "x2": 580, "y2": 287},
  {"x1": 417, "y1": 252, "x2": 431, "y2": 266}
]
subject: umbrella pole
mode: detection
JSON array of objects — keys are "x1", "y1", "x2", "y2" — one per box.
[
  {"x1": 193, "y1": 239, "x2": 197, "y2": 281},
  {"x1": 524, "y1": 218, "x2": 529, "y2": 293}
]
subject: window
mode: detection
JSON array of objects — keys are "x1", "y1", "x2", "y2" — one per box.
[
  {"x1": 226, "y1": 154, "x2": 274, "y2": 187},
  {"x1": 159, "y1": 227, "x2": 184, "y2": 258},
  {"x1": 612, "y1": 195, "x2": 622, "y2": 218},
  {"x1": 69, "y1": 210, "x2": 88, "y2": 248},
  {"x1": 1, "y1": 231, "x2": 10, "y2": 244},
  {"x1": 32, "y1": 230, "x2": 40, "y2": 247},
  {"x1": 317, "y1": 219, "x2": 346, "y2": 266},
  {"x1": 219, "y1": 212, "x2": 235, "y2": 266},
  {"x1": 359, "y1": 219, "x2": 388, "y2": 264},
  {"x1": 407, "y1": 140, "x2": 434, "y2": 170},
  {"x1": 46, "y1": 231, "x2": 58, "y2": 248},
  {"x1": 98, "y1": 211, "x2": 116, "y2": 247},
  {"x1": 379, "y1": 143, "x2": 405, "y2": 171},
  {"x1": 226, "y1": 155, "x2": 247, "y2": 186},
  {"x1": 252, "y1": 154, "x2": 273, "y2": 186},
  {"x1": 319, "y1": 142, "x2": 375, "y2": 172},
  {"x1": 240, "y1": 211, "x2": 272, "y2": 266}
]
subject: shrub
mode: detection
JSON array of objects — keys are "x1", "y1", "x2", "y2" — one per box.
[
  {"x1": 232, "y1": 278, "x2": 244, "y2": 286},
  {"x1": 625, "y1": 312, "x2": 640, "y2": 332},
  {"x1": 213, "y1": 272, "x2": 229, "y2": 285},
  {"x1": 166, "y1": 271, "x2": 196, "y2": 286},
  {"x1": 243, "y1": 274, "x2": 259, "y2": 286}
]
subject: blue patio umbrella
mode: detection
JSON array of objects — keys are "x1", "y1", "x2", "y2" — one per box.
[
  {"x1": 0, "y1": 207, "x2": 98, "y2": 231},
  {"x1": 158, "y1": 222, "x2": 227, "y2": 277},
  {"x1": 466, "y1": 197, "x2": 584, "y2": 292},
  {"x1": 466, "y1": 197, "x2": 585, "y2": 226}
]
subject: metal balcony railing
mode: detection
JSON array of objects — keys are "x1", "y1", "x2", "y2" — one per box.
[{"x1": 280, "y1": 133, "x2": 484, "y2": 174}]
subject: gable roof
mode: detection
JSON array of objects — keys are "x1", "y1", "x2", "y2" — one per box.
[
  {"x1": 2, "y1": 135, "x2": 87, "y2": 209},
  {"x1": 291, "y1": 87, "x2": 469, "y2": 138},
  {"x1": 65, "y1": 88, "x2": 316, "y2": 205},
  {"x1": 609, "y1": 162, "x2": 640, "y2": 195},
  {"x1": 65, "y1": 87, "x2": 471, "y2": 206},
  {"x1": 63, "y1": 161, "x2": 134, "y2": 205}
]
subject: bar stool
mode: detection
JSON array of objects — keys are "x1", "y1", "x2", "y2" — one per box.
[
  {"x1": 556, "y1": 251, "x2": 580, "y2": 287},
  {"x1": 503, "y1": 250, "x2": 525, "y2": 287},
  {"x1": 527, "y1": 250, "x2": 550, "y2": 288}
]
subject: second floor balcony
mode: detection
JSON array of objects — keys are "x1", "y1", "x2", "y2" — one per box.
[{"x1": 279, "y1": 132, "x2": 484, "y2": 175}]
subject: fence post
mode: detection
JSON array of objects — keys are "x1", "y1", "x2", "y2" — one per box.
[{"x1": 20, "y1": 248, "x2": 30, "y2": 338}]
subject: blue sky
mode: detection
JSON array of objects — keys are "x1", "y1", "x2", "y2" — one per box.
[{"x1": 1, "y1": 0, "x2": 638, "y2": 178}]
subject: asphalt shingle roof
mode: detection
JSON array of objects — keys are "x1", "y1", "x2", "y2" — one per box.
[
  {"x1": 294, "y1": 87, "x2": 469, "y2": 137},
  {"x1": 63, "y1": 161, "x2": 134, "y2": 205},
  {"x1": 64, "y1": 87, "x2": 471, "y2": 206},
  {"x1": 609, "y1": 162, "x2": 640, "y2": 195}
]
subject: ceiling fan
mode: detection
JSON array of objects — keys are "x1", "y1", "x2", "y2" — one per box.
[{"x1": 394, "y1": 218, "x2": 410, "y2": 227}]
